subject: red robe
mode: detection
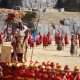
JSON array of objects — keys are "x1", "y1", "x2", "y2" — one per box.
[
  {"x1": 55, "y1": 33, "x2": 60, "y2": 44},
  {"x1": 47, "y1": 33, "x2": 51, "y2": 39},
  {"x1": 74, "y1": 74, "x2": 80, "y2": 80},
  {"x1": 65, "y1": 34, "x2": 69, "y2": 45},
  {"x1": 69, "y1": 72, "x2": 80, "y2": 80},
  {"x1": 53, "y1": 74, "x2": 63, "y2": 80},
  {"x1": 65, "y1": 72, "x2": 71, "y2": 80},
  {"x1": 41, "y1": 71, "x2": 48, "y2": 80},
  {"x1": 35, "y1": 70, "x2": 42, "y2": 80},
  {"x1": 36, "y1": 38, "x2": 40, "y2": 45},
  {"x1": 43, "y1": 35, "x2": 48, "y2": 46},
  {"x1": 28, "y1": 70, "x2": 35, "y2": 80},
  {"x1": 39, "y1": 34, "x2": 42, "y2": 43}
]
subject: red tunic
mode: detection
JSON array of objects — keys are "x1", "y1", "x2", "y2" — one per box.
[
  {"x1": 41, "y1": 71, "x2": 48, "y2": 80},
  {"x1": 54, "y1": 74, "x2": 63, "y2": 80},
  {"x1": 43, "y1": 35, "x2": 48, "y2": 46},
  {"x1": 36, "y1": 38, "x2": 40, "y2": 45},
  {"x1": 65, "y1": 34, "x2": 69, "y2": 45},
  {"x1": 74, "y1": 74, "x2": 80, "y2": 80},
  {"x1": 28, "y1": 70, "x2": 35, "y2": 80},
  {"x1": 55, "y1": 33, "x2": 60, "y2": 44},
  {"x1": 47, "y1": 32, "x2": 51, "y2": 39},
  {"x1": 39, "y1": 35, "x2": 42, "y2": 43},
  {"x1": 65, "y1": 72, "x2": 71, "y2": 80},
  {"x1": 35, "y1": 70, "x2": 42, "y2": 80},
  {"x1": 70, "y1": 72, "x2": 77, "y2": 80}
]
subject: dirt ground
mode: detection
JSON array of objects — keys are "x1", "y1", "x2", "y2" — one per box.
[{"x1": 27, "y1": 41, "x2": 80, "y2": 70}]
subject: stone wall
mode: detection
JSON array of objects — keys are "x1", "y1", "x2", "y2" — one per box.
[{"x1": 0, "y1": 0, "x2": 80, "y2": 11}]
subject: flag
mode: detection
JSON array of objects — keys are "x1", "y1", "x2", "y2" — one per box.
[{"x1": 32, "y1": 27, "x2": 38, "y2": 42}]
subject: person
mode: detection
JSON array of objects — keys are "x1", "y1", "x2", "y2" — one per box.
[
  {"x1": 70, "y1": 41, "x2": 75, "y2": 56},
  {"x1": 64, "y1": 33, "x2": 69, "y2": 46},
  {"x1": 11, "y1": 31, "x2": 24, "y2": 63},
  {"x1": 70, "y1": 66, "x2": 80, "y2": 80},
  {"x1": 70, "y1": 33, "x2": 78, "y2": 56},
  {"x1": 78, "y1": 34, "x2": 80, "y2": 48},
  {"x1": 63, "y1": 65, "x2": 71, "y2": 79},
  {"x1": 57, "y1": 36, "x2": 62, "y2": 50},
  {"x1": 55, "y1": 32, "x2": 59, "y2": 45},
  {"x1": 43, "y1": 34, "x2": 48, "y2": 48},
  {"x1": 47, "y1": 32, "x2": 52, "y2": 45},
  {"x1": 38, "y1": 32, "x2": 42, "y2": 44},
  {"x1": 36, "y1": 37, "x2": 40, "y2": 46},
  {"x1": 29, "y1": 38, "x2": 34, "y2": 49}
]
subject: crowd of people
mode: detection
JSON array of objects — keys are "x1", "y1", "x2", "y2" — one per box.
[
  {"x1": 0, "y1": 61, "x2": 80, "y2": 80},
  {"x1": 0, "y1": 25, "x2": 80, "y2": 62},
  {"x1": 0, "y1": 20, "x2": 80, "y2": 80}
]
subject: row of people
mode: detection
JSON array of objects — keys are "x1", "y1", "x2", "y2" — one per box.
[
  {"x1": 0, "y1": 61, "x2": 80, "y2": 80},
  {"x1": 0, "y1": 30, "x2": 80, "y2": 48}
]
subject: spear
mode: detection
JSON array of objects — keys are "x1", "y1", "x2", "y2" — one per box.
[{"x1": 30, "y1": 46, "x2": 34, "y2": 61}]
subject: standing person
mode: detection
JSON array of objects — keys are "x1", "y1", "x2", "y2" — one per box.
[
  {"x1": 36, "y1": 37, "x2": 40, "y2": 46},
  {"x1": 78, "y1": 34, "x2": 80, "y2": 48},
  {"x1": 70, "y1": 66, "x2": 80, "y2": 80},
  {"x1": 64, "y1": 33, "x2": 69, "y2": 46},
  {"x1": 47, "y1": 32, "x2": 52, "y2": 45},
  {"x1": 29, "y1": 38, "x2": 34, "y2": 49},
  {"x1": 70, "y1": 41, "x2": 75, "y2": 56},
  {"x1": 55, "y1": 32, "x2": 60, "y2": 45},
  {"x1": 57, "y1": 36, "x2": 62, "y2": 51},
  {"x1": 38, "y1": 32, "x2": 42, "y2": 45},
  {"x1": 12, "y1": 31, "x2": 24, "y2": 63},
  {"x1": 61, "y1": 34, "x2": 64, "y2": 50},
  {"x1": 43, "y1": 34, "x2": 48, "y2": 48}
]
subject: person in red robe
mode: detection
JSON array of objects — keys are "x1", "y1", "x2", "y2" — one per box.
[
  {"x1": 47, "y1": 32, "x2": 52, "y2": 45},
  {"x1": 38, "y1": 32, "x2": 42, "y2": 44},
  {"x1": 63, "y1": 65, "x2": 71, "y2": 80},
  {"x1": 36, "y1": 33, "x2": 41, "y2": 46},
  {"x1": 36, "y1": 38, "x2": 40, "y2": 46},
  {"x1": 43, "y1": 34, "x2": 48, "y2": 48},
  {"x1": 70, "y1": 66, "x2": 80, "y2": 80},
  {"x1": 55, "y1": 32, "x2": 61, "y2": 45},
  {"x1": 29, "y1": 38, "x2": 34, "y2": 49},
  {"x1": 64, "y1": 33, "x2": 69, "y2": 46},
  {"x1": 55, "y1": 33, "x2": 58, "y2": 45}
]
